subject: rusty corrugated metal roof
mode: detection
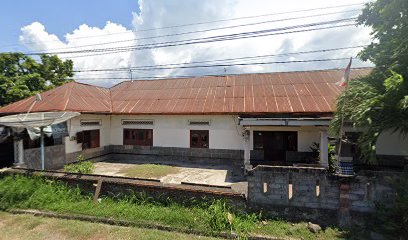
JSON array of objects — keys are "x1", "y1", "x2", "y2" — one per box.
[
  {"x1": 0, "y1": 81, "x2": 111, "y2": 114},
  {"x1": 0, "y1": 68, "x2": 371, "y2": 115}
]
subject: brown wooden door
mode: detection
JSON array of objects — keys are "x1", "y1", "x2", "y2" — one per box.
[
  {"x1": 263, "y1": 131, "x2": 297, "y2": 161},
  {"x1": 90, "y1": 130, "x2": 100, "y2": 148},
  {"x1": 82, "y1": 129, "x2": 100, "y2": 149}
]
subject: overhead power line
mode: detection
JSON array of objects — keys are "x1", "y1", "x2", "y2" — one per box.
[
  {"x1": 71, "y1": 58, "x2": 354, "y2": 75},
  {"x1": 21, "y1": 9, "x2": 360, "y2": 53},
  {"x1": 23, "y1": 18, "x2": 357, "y2": 57},
  {"x1": 61, "y1": 23, "x2": 357, "y2": 59},
  {"x1": 4, "y1": 2, "x2": 367, "y2": 49},
  {"x1": 50, "y1": 23, "x2": 355, "y2": 61},
  {"x1": 72, "y1": 66, "x2": 373, "y2": 82}
]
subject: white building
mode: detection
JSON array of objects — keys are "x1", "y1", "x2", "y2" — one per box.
[{"x1": 0, "y1": 69, "x2": 406, "y2": 171}]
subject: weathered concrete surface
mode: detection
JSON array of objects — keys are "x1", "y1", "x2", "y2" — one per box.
[
  {"x1": 247, "y1": 165, "x2": 401, "y2": 227},
  {"x1": 91, "y1": 160, "x2": 247, "y2": 194}
]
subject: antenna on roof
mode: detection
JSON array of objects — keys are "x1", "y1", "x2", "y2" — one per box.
[{"x1": 129, "y1": 69, "x2": 133, "y2": 81}]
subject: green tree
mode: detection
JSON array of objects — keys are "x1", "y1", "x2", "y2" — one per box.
[
  {"x1": 330, "y1": 0, "x2": 408, "y2": 161},
  {"x1": 0, "y1": 53, "x2": 73, "y2": 106}
]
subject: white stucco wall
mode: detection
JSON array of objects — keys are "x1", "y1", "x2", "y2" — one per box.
[
  {"x1": 110, "y1": 115, "x2": 245, "y2": 150},
  {"x1": 376, "y1": 130, "x2": 408, "y2": 156},
  {"x1": 342, "y1": 127, "x2": 408, "y2": 157},
  {"x1": 64, "y1": 115, "x2": 323, "y2": 153},
  {"x1": 248, "y1": 126, "x2": 322, "y2": 152},
  {"x1": 65, "y1": 114, "x2": 111, "y2": 154},
  {"x1": 63, "y1": 114, "x2": 407, "y2": 157}
]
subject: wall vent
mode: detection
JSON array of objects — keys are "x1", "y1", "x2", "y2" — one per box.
[
  {"x1": 122, "y1": 119, "x2": 154, "y2": 125},
  {"x1": 80, "y1": 120, "x2": 101, "y2": 126},
  {"x1": 188, "y1": 120, "x2": 210, "y2": 126}
]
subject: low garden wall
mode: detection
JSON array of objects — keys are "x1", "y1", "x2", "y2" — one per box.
[
  {"x1": 247, "y1": 165, "x2": 400, "y2": 226},
  {"x1": 4, "y1": 165, "x2": 403, "y2": 228},
  {"x1": 4, "y1": 168, "x2": 246, "y2": 209},
  {"x1": 65, "y1": 145, "x2": 244, "y2": 175}
]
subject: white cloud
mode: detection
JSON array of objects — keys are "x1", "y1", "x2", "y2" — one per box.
[
  {"x1": 19, "y1": 0, "x2": 373, "y2": 87},
  {"x1": 20, "y1": 21, "x2": 135, "y2": 86}
]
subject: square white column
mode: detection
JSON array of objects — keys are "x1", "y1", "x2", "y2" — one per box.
[
  {"x1": 320, "y1": 131, "x2": 329, "y2": 168},
  {"x1": 13, "y1": 139, "x2": 24, "y2": 165},
  {"x1": 243, "y1": 129, "x2": 251, "y2": 172}
]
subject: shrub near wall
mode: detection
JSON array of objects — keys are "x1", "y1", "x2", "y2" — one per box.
[{"x1": 64, "y1": 155, "x2": 95, "y2": 174}]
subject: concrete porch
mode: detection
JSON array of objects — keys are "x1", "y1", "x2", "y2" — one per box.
[{"x1": 239, "y1": 117, "x2": 331, "y2": 171}]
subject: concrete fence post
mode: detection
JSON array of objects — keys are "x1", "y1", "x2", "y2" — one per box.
[{"x1": 338, "y1": 183, "x2": 351, "y2": 227}]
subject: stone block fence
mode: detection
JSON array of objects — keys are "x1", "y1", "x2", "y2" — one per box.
[
  {"x1": 26, "y1": 145, "x2": 244, "y2": 173},
  {"x1": 247, "y1": 165, "x2": 400, "y2": 227}
]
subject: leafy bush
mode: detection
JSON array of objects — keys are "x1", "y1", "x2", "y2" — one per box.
[
  {"x1": 327, "y1": 144, "x2": 336, "y2": 173},
  {"x1": 64, "y1": 154, "x2": 95, "y2": 174},
  {"x1": 309, "y1": 142, "x2": 336, "y2": 173},
  {"x1": 309, "y1": 142, "x2": 320, "y2": 161}
]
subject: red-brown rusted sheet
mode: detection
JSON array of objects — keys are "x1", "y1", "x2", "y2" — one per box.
[
  {"x1": 0, "y1": 68, "x2": 371, "y2": 115},
  {"x1": 0, "y1": 81, "x2": 111, "y2": 114}
]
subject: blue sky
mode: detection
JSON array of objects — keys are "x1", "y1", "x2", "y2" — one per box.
[
  {"x1": 1, "y1": 0, "x2": 372, "y2": 87},
  {"x1": 0, "y1": 0, "x2": 139, "y2": 52}
]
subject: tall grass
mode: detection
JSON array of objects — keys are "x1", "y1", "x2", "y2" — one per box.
[
  {"x1": 0, "y1": 175, "x2": 346, "y2": 239},
  {"x1": 0, "y1": 175, "x2": 257, "y2": 237}
]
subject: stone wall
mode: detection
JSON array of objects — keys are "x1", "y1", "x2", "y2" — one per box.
[
  {"x1": 24, "y1": 145, "x2": 66, "y2": 170},
  {"x1": 24, "y1": 145, "x2": 111, "y2": 170},
  {"x1": 28, "y1": 144, "x2": 244, "y2": 171},
  {"x1": 109, "y1": 145, "x2": 243, "y2": 167},
  {"x1": 247, "y1": 165, "x2": 400, "y2": 226},
  {"x1": 65, "y1": 146, "x2": 111, "y2": 164}
]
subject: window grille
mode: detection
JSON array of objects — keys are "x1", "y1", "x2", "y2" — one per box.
[
  {"x1": 188, "y1": 120, "x2": 210, "y2": 126},
  {"x1": 121, "y1": 120, "x2": 154, "y2": 125},
  {"x1": 80, "y1": 120, "x2": 101, "y2": 126}
]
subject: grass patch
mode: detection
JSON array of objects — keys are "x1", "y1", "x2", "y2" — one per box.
[
  {"x1": 0, "y1": 175, "x2": 346, "y2": 239},
  {"x1": 0, "y1": 212, "x2": 216, "y2": 240},
  {"x1": 118, "y1": 164, "x2": 180, "y2": 179}
]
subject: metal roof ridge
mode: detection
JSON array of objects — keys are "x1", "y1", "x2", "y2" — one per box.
[
  {"x1": 105, "y1": 67, "x2": 374, "y2": 88},
  {"x1": 72, "y1": 80, "x2": 110, "y2": 89}
]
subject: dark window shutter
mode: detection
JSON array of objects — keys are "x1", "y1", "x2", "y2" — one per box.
[
  {"x1": 190, "y1": 130, "x2": 209, "y2": 148},
  {"x1": 90, "y1": 130, "x2": 100, "y2": 148},
  {"x1": 76, "y1": 131, "x2": 83, "y2": 143}
]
